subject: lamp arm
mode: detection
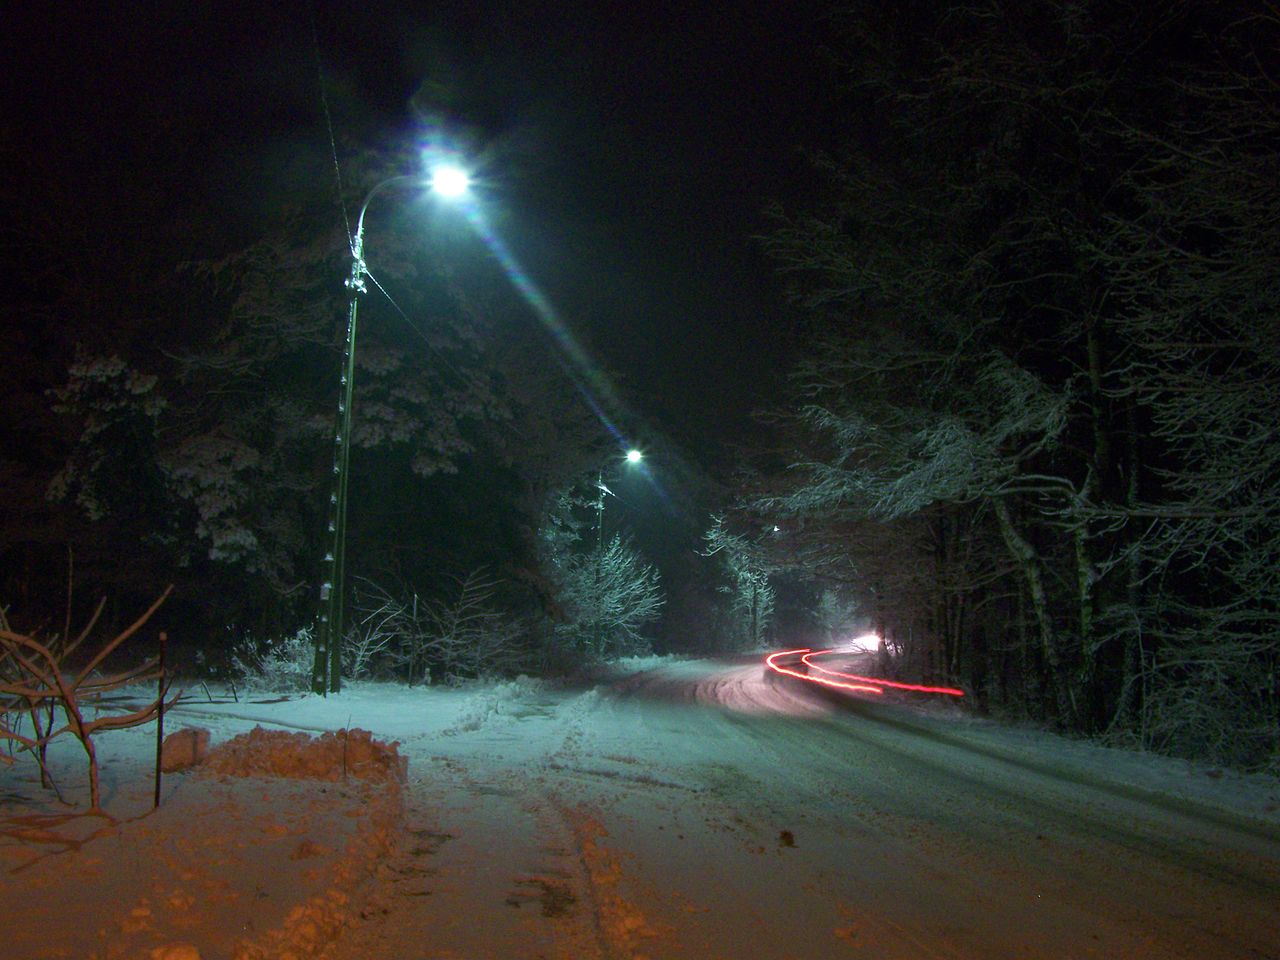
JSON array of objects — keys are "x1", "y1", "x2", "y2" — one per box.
[{"x1": 351, "y1": 174, "x2": 423, "y2": 258}]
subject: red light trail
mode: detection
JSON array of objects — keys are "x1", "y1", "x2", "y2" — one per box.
[
  {"x1": 764, "y1": 649, "x2": 883, "y2": 695},
  {"x1": 765, "y1": 649, "x2": 965, "y2": 698}
]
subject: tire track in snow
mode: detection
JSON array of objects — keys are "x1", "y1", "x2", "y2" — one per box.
[{"x1": 716, "y1": 672, "x2": 1280, "y2": 960}]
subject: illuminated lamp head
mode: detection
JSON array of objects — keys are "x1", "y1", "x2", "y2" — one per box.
[{"x1": 430, "y1": 164, "x2": 471, "y2": 198}]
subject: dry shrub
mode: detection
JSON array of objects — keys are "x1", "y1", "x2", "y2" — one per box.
[{"x1": 1, "y1": 588, "x2": 173, "y2": 809}]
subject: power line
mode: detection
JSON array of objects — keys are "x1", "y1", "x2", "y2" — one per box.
[{"x1": 309, "y1": 7, "x2": 351, "y2": 244}]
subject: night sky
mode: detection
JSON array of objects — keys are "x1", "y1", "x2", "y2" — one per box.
[{"x1": 7, "y1": 1, "x2": 832, "y2": 455}]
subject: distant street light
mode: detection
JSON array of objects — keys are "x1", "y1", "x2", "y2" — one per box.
[
  {"x1": 592, "y1": 449, "x2": 644, "y2": 650},
  {"x1": 314, "y1": 164, "x2": 470, "y2": 695},
  {"x1": 595, "y1": 449, "x2": 644, "y2": 547}
]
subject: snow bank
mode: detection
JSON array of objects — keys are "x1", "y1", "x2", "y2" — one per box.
[
  {"x1": 201, "y1": 726, "x2": 407, "y2": 784},
  {"x1": 160, "y1": 727, "x2": 210, "y2": 772},
  {"x1": 2, "y1": 725, "x2": 406, "y2": 960},
  {"x1": 442, "y1": 675, "x2": 544, "y2": 734}
]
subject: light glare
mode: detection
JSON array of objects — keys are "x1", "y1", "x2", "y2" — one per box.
[
  {"x1": 626, "y1": 449, "x2": 643, "y2": 464},
  {"x1": 847, "y1": 632, "x2": 882, "y2": 654},
  {"x1": 431, "y1": 165, "x2": 471, "y2": 198}
]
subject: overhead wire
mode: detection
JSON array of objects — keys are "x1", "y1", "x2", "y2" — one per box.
[{"x1": 309, "y1": 8, "x2": 351, "y2": 245}]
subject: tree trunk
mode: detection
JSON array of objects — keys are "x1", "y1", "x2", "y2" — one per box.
[
  {"x1": 1072, "y1": 504, "x2": 1096, "y2": 729},
  {"x1": 750, "y1": 581, "x2": 759, "y2": 648},
  {"x1": 1017, "y1": 582, "x2": 1040, "y2": 719},
  {"x1": 994, "y1": 497, "x2": 1078, "y2": 728},
  {"x1": 1076, "y1": 315, "x2": 1109, "y2": 731},
  {"x1": 1112, "y1": 402, "x2": 1145, "y2": 732}
]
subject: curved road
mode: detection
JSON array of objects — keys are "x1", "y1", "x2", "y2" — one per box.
[{"x1": 337, "y1": 656, "x2": 1280, "y2": 959}]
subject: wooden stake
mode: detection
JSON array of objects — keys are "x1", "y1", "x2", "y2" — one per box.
[{"x1": 154, "y1": 631, "x2": 167, "y2": 809}]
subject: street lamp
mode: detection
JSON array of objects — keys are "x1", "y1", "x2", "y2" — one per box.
[
  {"x1": 430, "y1": 164, "x2": 471, "y2": 198},
  {"x1": 590, "y1": 448, "x2": 644, "y2": 650},
  {"x1": 595, "y1": 449, "x2": 644, "y2": 547},
  {"x1": 314, "y1": 164, "x2": 471, "y2": 695}
]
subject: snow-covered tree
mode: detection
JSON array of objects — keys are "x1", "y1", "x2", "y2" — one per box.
[
  {"x1": 539, "y1": 486, "x2": 664, "y2": 658},
  {"x1": 814, "y1": 587, "x2": 859, "y2": 647},
  {"x1": 48, "y1": 351, "x2": 168, "y2": 524},
  {"x1": 555, "y1": 535, "x2": 664, "y2": 657},
  {"x1": 45, "y1": 149, "x2": 519, "y2": 631},
  {"x1": 1083, "y1": 10, "x2": 1280, "y2": 763},
  {"x1": 751, "y1": 0, "x2": 1280, "y2": 763},
  {"x1": 702, "y1": 515, "x2": 776, "y2": 650}
]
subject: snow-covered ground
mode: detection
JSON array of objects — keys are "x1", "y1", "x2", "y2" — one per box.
[{"x1": 3, "y1": 655, "x2": 1278, "y2": 959}]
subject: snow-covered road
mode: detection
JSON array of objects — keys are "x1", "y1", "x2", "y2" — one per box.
[
  {"x1": 5, "y1": 656, "x2": 1279, "y2": 959},
  {"x1": 338, "y1": 657, "x2": 1280, "y2": 959}
]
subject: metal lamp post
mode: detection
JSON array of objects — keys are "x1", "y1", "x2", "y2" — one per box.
[
  {"x1": 594, "y1": 448, "x2": 644, "y2": 547},
  {"x1": 314, "y1": 166, "x2": 470, "y2": 695},
  {"x1": 591, "y1": 449, "x2": 643, "y2": 650}
]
